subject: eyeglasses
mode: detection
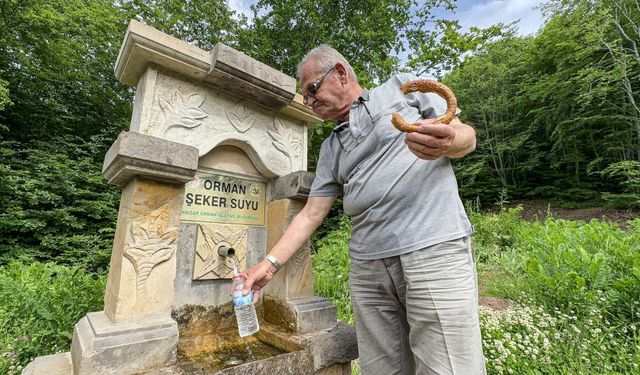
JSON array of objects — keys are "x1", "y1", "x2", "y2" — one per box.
[
  {"x1": 334, "y1": 100, "x2": 375, "y2": 152},
  {"x1": 303, "y1": 67, "x2": 335, "y2": 106}
]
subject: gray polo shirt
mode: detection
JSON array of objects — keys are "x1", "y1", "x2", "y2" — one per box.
[{"x1": 309, "y1": 73, "x2": 473, "y2": 260}]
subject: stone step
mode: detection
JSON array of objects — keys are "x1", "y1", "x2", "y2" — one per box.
[{"x1": 22, "y1": 352, "x2": 72, "y2": 375}]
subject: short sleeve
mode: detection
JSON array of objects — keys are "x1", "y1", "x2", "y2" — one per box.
[{"x1": 309, "y1": 140, "x2": 343, "y2": 197}]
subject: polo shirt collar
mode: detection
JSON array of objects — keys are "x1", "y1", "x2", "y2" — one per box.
[{"x1": 332, "y1": 89, "x2": 370, "y2": 132}]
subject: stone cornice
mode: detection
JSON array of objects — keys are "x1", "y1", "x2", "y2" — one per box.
[{"x1": 114, "y1": 20, "x2": 321, "y2": 125}]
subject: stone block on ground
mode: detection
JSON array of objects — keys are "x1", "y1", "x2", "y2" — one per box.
[
  {"x1": 262, "y1": 296, "x2": 337, "y2": 334},
  {"x1": 21, "y1": 352, "x2": 72, "y2": 375},
  {"x1": 70, "y1": 312, "x2": 178, "y2": 375}
]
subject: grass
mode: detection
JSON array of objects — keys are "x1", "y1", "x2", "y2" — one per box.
[{"x1": 312, "y1": 209, "x2": 640, "y2": 374}]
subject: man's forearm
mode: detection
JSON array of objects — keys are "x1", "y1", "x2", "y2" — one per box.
[{"x1": 266, "y1": 196, "x2": 336, "y2": 266}]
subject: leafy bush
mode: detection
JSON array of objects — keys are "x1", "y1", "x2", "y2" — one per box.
[
  {"x1": 497, "y1": 218, "x2": 640, "y2": 323},
  {"x1": 0, "y1": 136, "x2": 119, "y2": 272},
  {"x1": 605, "y1": 219, "x2": 640, "y2": 322},
  {"x1": 601, "y1": 192, "x2": 640, "y2": 208},
  {"x1": 600, "y1": 161, "x2": 640, "y2": 208},
  {"x1": 311, "y1": 215, "x2": 353, "y2": 324},
  {"x1": 467, "y1": 206, "x2": 524, "y2": 265},
  {"x1": 0, "y1": 262, "x2": 106, "y2": 374}
]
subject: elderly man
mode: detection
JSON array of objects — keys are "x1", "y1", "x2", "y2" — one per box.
[{"x1": 243, "y1": 45, "x2": 485, "y2": 375}]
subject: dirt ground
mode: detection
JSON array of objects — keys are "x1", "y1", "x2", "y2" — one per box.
[
  {"x1": 500, "y1": 199, "x2": 639, "y2": 227},
  {"x1": 479, "y1": 296, "x2": 511, "y2": 311}
]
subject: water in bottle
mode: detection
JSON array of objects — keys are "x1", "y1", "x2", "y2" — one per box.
[{"x1": 231, "y1": 257, "x2": 259, "y2": 337}]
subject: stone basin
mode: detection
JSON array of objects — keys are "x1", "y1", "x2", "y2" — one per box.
[
  {"x1": 172, "y1": 303, "x2": 312, "y2": 374},
  {"x1": 135, "y1": 303, "x2": 355, "y2": 375},
  {"x1": 173, "y1": 329, "x2": 314, "y2": 374},
  {"x1": 188, "y1": 339, "x2": 288, "y2": 372}
]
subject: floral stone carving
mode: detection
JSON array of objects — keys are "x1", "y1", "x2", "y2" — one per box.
[
  {"x1": 158, "y1": 90, "x2": 208, "y2": 135},
  {"x1": 268, "y1": 118, "x2": 302, "y2": 171},
  {"x1": 124, "y1": 203, "x2": 178, "y2": 298},
  {"x1": 226, "y1": 100, "x2": 257, "y2": 133},
  {"x1": 193, "y1": 224, "x2": 248, "y2": 280}
]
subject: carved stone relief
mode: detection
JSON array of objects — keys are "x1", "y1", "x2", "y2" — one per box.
[
  {"x1": 268, "y1": 118, "x2": 302, "y2": 171},
  {"x1": 226, "y1": 100, "x2": 257, "y2": 133},
  {"x1": 289, "y1": 245, "x2": 308, "y2": 271},
  {"x1": 123, "y1": 203, "x2": 178, "y2": 298},
  {"x1": 146, "y1": 72, "x2": 214, "y2": 139},
  {"x1": 158, "y1": 91, "x2": 208, "y2": 136},
  {"x1": 287, "y1": 245, "x2": 314, "y2": 298},
  {"x1": 142, "y1": 71, "x2": 306, "y2": 175},
  {"x1": 193, "y1": 223, "x2": 248, "y2": 280}
]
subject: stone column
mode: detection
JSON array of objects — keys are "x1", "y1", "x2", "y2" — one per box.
[
  {"x1": 70, "y1": 132, "x2": 199, "y2": 375},
  {"x1": 263, "y1": 171, "x2": 337, "y2": 333}
]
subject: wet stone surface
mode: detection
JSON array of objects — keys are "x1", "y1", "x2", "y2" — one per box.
[{"x1": 178, "y1": 340, "x2": 288, "y2": 373}]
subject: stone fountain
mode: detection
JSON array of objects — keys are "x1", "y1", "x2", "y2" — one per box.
[{"x1": 23, "y1": 20, "x2": 357, "y2": 375}]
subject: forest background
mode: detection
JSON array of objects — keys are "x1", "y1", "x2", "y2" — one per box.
[
  {"x1": 0, "y1": 0, "x2": 639, "y2": 373},
  {"x1": 1, "y1": 0, "x2": 639, "y2": 269}
]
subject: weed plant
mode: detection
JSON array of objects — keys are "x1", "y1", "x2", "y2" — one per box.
[
  {"x1": 0, "y1": 262, "x2": 106, "y2": 374},
  {"x1": 496, "y1": 218, "x2": 640, "y2": 321},
  {"x1": 467, "y1": 206, "x2": 523, "y2": 265}
]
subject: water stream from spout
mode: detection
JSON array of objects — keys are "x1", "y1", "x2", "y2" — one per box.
[
  {"x1": 243, "y1": 338, "x2": 255, "y2": 361},
  {"x1": 229, "y1": 254, "x2": 241, "y2": 276}
]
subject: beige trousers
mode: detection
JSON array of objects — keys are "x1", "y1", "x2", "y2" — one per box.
[{"x1": 349, "y1": 237, "x2": 485, "y2": 375}]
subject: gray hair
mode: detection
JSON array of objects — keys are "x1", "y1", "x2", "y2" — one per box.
[{"x1": 296, "y1": 44, "x2": 358, "y2": 81}]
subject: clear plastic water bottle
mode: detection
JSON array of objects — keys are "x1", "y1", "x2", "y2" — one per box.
[{"x1": 232, "y1": 274, "x2": 259, "y2": 337}]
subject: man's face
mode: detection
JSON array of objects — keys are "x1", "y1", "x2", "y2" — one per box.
[{"x1": 299, "y1": 61, "x2": 348, "y2": 121}]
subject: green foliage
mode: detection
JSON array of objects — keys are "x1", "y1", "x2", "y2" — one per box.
[
  {"x1": 0, "y1": 0, "x2": 133, "y2": 140},
  {"x1": 601, "y1": 192, "x2": 640, "y2": 208},
  {"x1": 306, "y1": 122, "x2": 336, "y2": 173},
  {"x1": 600, "y1": 161, "x2": 640, "y2": 207},
  {"x1": 448, "y1": 0, "x2": 639, "y2": 204},
  {"x1": 599, "y1": 0, "x2": 640, "y2": 164},
  {"x1": 447, "y1": 35, "x2": 541, "y2": 196},
  {"x1": 311, "y1": 215, "x2": 353, "y2": 324},
  {"x1": 0, "y1": 75, "x2": 9, "y2": 111},
  {"x1": 407, "y1": 18, "x2": 508, "y2": 78},
  {"x1": 481, "y1": 302, "x2": 640, "y2": 374},
  {"x1": 470, "y1": 207, "x2": 640, "y2": 325},
  {"x1": 118, "y1": 0, "x2": 248, "y2": 51},
  {"x1": 606, "y1": 218, "x2": 640, "y2": 321},
  {"x1": 479, "y1": 215, "x2": 640, "y2": 324},
  {"x1": 0, "y1": 137, "x2": 119, "y2": 272},
  {"x1": 0, "y1": 262, "x2": 106, "y2": 374},
  {"x1": 245, "y1": 0, "x2": 419, "y2": 84},
  {"x1": 467, "y1": 206, "x2": 524, "y2": 264}
]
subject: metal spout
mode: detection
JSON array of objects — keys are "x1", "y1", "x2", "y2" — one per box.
[{"x1": 218, "y1": 246, "x2": 236, "y2": 257}]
